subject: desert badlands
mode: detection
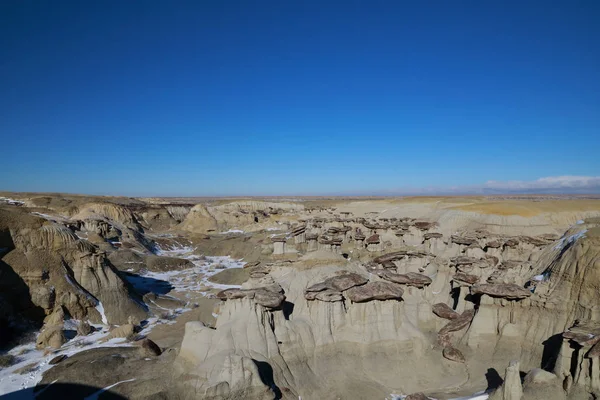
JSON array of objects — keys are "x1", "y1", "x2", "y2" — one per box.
[{"x1": 0, "y1": 193, "x2": 599, "y2": 399}]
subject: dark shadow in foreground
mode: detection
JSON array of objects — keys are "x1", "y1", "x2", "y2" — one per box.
[
  {"x1": 282, "y1": 301, "x2": 294, "y2": 320},
  {"x1": 485, "y1": 368, "x2": 504, "y2": 391},
  {"x1": 542, "y1": 333, "x2": 563, "y2": 372},
  {"x1": 0, "y1": 382, "x2": 129, "y2": 400},
  {"x1": 252, "y1": 359, "x2": 282, "y2": 400}
]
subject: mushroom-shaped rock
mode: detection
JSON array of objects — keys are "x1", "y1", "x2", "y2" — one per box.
[
  {"x1": 414, "y1": 221, "x2": 436, "y2": 230},
  {"x1": 217, "y1": 287, "x2": 286, "y2": 309},
  {"x1": 484, "y1": 240, "x2": 503, "y2": 249},
  {"x1": 424, "y1": 232, "x2": 443, "y2": 240},
  {"x1": 318, "y1": 236, "x2": 333, "y2": 245},
  {"x1": 471, "y1": 283, "x2": 532, "y2": 300},
  {"x1": 453, "y1": 272, "x2": 479, "y2": 285},
  {"x1": 252, "y1": 289, "x2": 286, "y2": 309},
  {"x1": 328, "y1": 273, "x2": 369, "y2": 291},
  {"x1": 217, "y1": 288, "x2": 248, "y2": 300},
  {"x1": 443, "y1": 346, "x2": 466, "y2": 363},
  {"x1": 249, "y1": 266, "x2": 271, "y2": 279},
  {"x1": 305, "y1": 281, "x2": 331, "y2": 293},
  {"x1": 345, "y1": 281, "x2": 404, "y2": 303},
  {"x1": 373, "y1": 251, "x2": 407, "y2": 264},
  {"x1": 365, "y1": 234, "x2": 380, "y2": 244},
  {"x1": 439, "y1": 309, "x2": 476, "y2": 335},
  {"x1": 378, "y1": 271, "x2": 432, "y2": 288},
  {"x1": 291, "y1": 225, "x2": 306, "y2": 236},
  {"x1": 307, "y1": 273, "x2": 369, "y2": 293},
  {"x1": 562, "y1": 321, "x2": 600, "y2": 346},
  {"x1": 451, "y1": 235, "x2": 478, "y2": 246},
  {"x1": 432, "y1": 303, "x2": 460, "y2": 320},
  {"x1": 450, "y1": 256, "x2": 479, "y2": 266},
  {"x1": 305, "y1": 289, "x2": 344, "y2": 302}
]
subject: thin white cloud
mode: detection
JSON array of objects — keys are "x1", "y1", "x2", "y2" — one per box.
[
  {"x1": 483, "y1": 176, "x2": 600, "y2": 191},
  {"x1": 368, "y1": 176, "x2": 600, "y2": 196}
]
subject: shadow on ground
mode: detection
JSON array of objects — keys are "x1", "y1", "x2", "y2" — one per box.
[{"x1": 1, "y1": 382, "x2": 129, "y2": 400}]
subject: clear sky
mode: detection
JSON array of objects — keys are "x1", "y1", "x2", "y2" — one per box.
[{"x1": 1, "y1": 1, "x2": 599, "y2": 196}]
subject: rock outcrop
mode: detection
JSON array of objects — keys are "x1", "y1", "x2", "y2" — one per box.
[
  {"x1": 345, "y1": 281, "x2": 404, "y2": 302},
  {"x1": 0, "y1": 206, "x2": 146, "y2": 347}
]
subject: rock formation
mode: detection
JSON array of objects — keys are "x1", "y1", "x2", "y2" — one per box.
[{"x1": 2, "y1": 194, "x2": 600, "y2": 400}]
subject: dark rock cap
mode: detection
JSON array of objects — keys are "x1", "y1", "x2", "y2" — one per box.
[
  {"x1": 432, "y1": 303, "x2": 460, "y2": 320},
  {"x1": 471, "y1": 283, "x2": 532, "y2": 300},
  {"x1": 365, "y1": 234, "x2": 381, "y2": 244},
  {"x1": 345, "y1": 281, "x2": 404, "y2": 303}
]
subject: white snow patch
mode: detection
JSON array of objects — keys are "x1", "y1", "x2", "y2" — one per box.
[
  {"x1": 127, "y1": 254, "x2": 244, "y2": 295},
  {"x1": 153, "y1": 244, "x2": 195, "y2": 257},
  {"x1": 1, "y1": 243, "x2": 246, "y2": 396},
  {"x1": 220, "y1": 229, "x2": 244, "y2": 234},
  {"x1": 95, "y1": 302, "x2": 109, "y2": 325},
  {"x1": 0, "y1": 197, "x2": 24, "y2": 206},
  {"x1": 31, "y1": 212, "x2": 56, "y2": 220},
  {"x1": 554, "y1": 230, "x2": 587, "y2": 250},
  {"x1": 388, "y1": 390, "x2": 489, "y2": 400},
  {"x1": 0, "y1": 323, "x2": 132, "y2": 396}
]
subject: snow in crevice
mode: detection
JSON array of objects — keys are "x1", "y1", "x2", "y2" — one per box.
[
  {"x1": 220, "y1": 229, "x2": 245, "y2": 234},
  {"x1": 95, "y1": 302, "x2": 109, "y2": 325},
  {"x1": 553, "y1": 229, "x2": 587, "y2": 250},
  {"x1": 30, "y1": 212, "x2": 56, "y2": 220}
]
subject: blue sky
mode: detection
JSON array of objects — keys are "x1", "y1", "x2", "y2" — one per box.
[{"x1": 1, "y1": 1, "x2": 599, "y2": 196}]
